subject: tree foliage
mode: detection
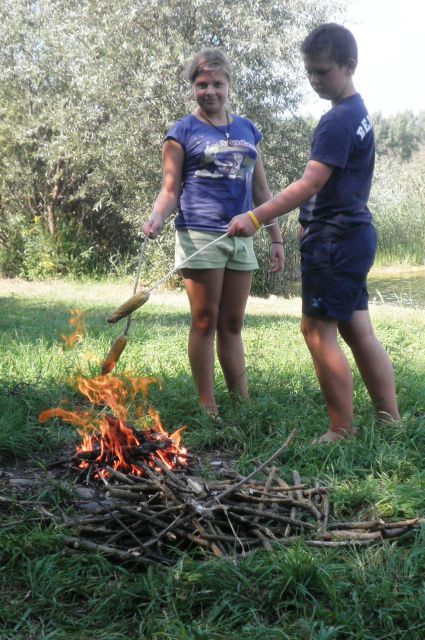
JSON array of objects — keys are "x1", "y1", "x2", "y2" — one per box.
[
  {"x1": 0, "y1": 0, "x2": 345, "y2": 280},
  {"x1": 373, "y1": 110, "x2": 425, "y2": 161}
]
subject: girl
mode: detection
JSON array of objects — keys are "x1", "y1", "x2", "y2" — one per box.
[{"x1": 143, "y1": 48, "x2": 284, "y2": 420}]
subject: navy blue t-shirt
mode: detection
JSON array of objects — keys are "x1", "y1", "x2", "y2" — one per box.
[
  {"x1": 165, "y1": 114, "x2": 262, "y2": 232},
  {"x1": 299, "y1": 93, "x2": 375, "y2": 244}
]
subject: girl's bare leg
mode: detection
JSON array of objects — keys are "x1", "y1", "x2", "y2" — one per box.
[
  {"x1": 216, "y1": 269, "x2": 253, "y2": 400},
  {"x1": 181, "y1": 268, "x2": 225, "y2": 412},
  {"x1": 338, "y1": 310, "x2": 400, "y2": 422}
]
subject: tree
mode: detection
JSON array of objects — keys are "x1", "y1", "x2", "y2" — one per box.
[
  {"x1": 373, "y1": 110, "x2": 425, "y2": 161},
  {"x1": 0, "y1": 0, "x2": 344, "y2": 280}
]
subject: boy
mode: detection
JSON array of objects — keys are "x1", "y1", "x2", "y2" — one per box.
[{"x1": 227, "y1": 23, "x2": 400, "y2": 443}]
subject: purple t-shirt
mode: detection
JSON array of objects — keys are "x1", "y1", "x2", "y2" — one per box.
[
  {"x1": 165, "y1": 114, "x2": 262, "y2": 232},
  {"x1": 299, "y1": 93, "x2": 375, "y2": 243}
]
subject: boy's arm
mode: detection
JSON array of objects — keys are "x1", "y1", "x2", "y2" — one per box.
[{"x1": 228, "y1": 160, "x2": 333, "y2": 236}]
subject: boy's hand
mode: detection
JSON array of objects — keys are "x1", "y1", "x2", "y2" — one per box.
[{"x1": 227, "y1": 212, "x2": 257, "y2": 237}]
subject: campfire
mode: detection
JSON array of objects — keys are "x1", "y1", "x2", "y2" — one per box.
[
  {"x1": 34, "y1": 373, "x2": 421, "y2": 567},
  {"x1": 39, "y1": 374, "x2": 189, "y2": 481}
]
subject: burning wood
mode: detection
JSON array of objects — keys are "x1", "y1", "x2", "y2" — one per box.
[
  {"x1": 39, "y1": 374, "x2": 188, "y2": 480},
  {"x1": 35, "y1": 374, "x2": 422, "y2": 566}
]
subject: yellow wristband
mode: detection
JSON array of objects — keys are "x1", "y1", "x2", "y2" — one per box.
[{"x1": 247, "y1": 210, "x2": 261, "y2": 230}]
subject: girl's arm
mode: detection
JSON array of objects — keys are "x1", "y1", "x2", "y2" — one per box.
[
  {"x1": 143, "y1": 139, "x2": 184, "y2": 238},
  {"x1": 252, "y1": 147, "x2": 284, "y2": 273}
]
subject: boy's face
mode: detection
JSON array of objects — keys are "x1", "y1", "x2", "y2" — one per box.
[{"x1": 303, "y1": 52, "x2": 356, "y2": 105}]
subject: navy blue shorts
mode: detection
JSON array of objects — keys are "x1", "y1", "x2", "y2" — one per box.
[{"x1": 301, "y1": 225, "x2": 377, "y2": 321}]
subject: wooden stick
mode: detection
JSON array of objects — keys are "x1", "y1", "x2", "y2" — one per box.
[
  {"x1": 152, "y1": 456, "x2": 188, "y2": 489},
  {"x1": 253, "y1": 466, "x2": 276, "y2": 524},
  {"x1": 105, "y1": 466, "x2": 136, "y2": 485},
  {"x1": 327, "y1": 517, "x2": 421, "y2": 530},
  {"x1": 252, "y1": 530, "x2": 273, "y2": 551},
  {"x1": 143, "y1": 514, "x2": 186, "y2": 548},
  {"x1": 321, "y1": 530, "x2": 382, "y2": 541},
  {"x1": 319, "y1": 494, "x2": 330, "y2": 535},
  {"x1": 211, "y1": 430, "x2": 297, "y2": 504},
  {"x1": 106, "y1": 488, "x2": 145, "y2": 502},
  {"x1": 229, "y1": 491, "x2": 323, "y2": 518},
  {"x1": 213, "y1": 503, "x2": 316, "y2": 530},
  {"x1": 63, "y1": 536, "x2": 155, "y2": 565},
  {"x1": 138, "y1": 462, "x2": 182, "y2": 506},
  {"x1": 205, "y1": 521, "x2": 227, "y2": 556},
  {"x1": 191, "y1": 518, "x2": 224, "y2": 557}
]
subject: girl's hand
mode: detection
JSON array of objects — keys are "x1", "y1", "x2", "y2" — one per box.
[
  {"x1": 269, "y1": 243, "x2": 285, "y2": 273},
  {"x1": 143, "y1": 213, "x2": 164, "y2": 239}
]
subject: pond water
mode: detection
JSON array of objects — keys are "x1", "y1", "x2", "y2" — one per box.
[
  {"x1": 278, "y1": 270, "x2": 425, "y2": 308},
  {"x1": 367, "y1": 271, "x2": 425, "y2": 308}
]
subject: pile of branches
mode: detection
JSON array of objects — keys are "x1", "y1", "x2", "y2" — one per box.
[{"x1": 59, "y1": 432, "x2": 422, "y2": 566}]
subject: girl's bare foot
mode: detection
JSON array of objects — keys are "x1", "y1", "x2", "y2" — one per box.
[{"x1": 202, "y1": 406, "x2": 224, "y2": 426}]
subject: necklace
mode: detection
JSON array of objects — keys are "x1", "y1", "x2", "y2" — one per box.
[{"x1": 196, "y1": 109, "x2": 231, "y2": 143}]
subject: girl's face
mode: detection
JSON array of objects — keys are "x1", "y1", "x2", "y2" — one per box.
[{"x1": 192, "y1": 69, "x2": 230, "y2": 115}]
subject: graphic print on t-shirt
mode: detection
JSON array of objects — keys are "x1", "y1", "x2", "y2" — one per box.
[{"x1": 194, "y1": 139, "x2": 256, "y2": 180}]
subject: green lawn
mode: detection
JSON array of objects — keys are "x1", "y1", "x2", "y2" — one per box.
[{"x1": 1, "y1": 279, "x2": 425, "y2": 639}]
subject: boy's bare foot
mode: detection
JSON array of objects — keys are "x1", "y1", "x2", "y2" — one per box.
[{"x1": 312, "y1": 427, "x2": 358, "y2": 445}]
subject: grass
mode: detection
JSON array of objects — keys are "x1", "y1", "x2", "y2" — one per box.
[{"x1": 1, "y1": 279, "x2": 425, "y2": 639}]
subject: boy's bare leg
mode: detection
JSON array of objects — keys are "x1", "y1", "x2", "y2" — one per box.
[
  {"x1": 182, "y1": 268, "x2": 225, "y2": 413},
  {"x1": 338, "y1": 310, "x2": 400, "y2": 422},
  {"x1": 216, "y1": 269, "x2": 253, "y2": 400},
  {"x1": 301, "y1": 314, "x2": 356, "y2": 438}
]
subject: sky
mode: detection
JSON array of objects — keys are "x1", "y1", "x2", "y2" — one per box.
[{"x1": 300, "y1": 0, "x2": 425, "y2": 117}]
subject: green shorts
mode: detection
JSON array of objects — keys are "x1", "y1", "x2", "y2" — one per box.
[{"x1": 175, "y1": 230, "x2": 259, "y2": 271}]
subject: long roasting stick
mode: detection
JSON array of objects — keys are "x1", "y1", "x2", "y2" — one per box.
[
  {"x1": 102, "y1": 224, "x2": 276, "y2": 373},
  {"x1": 123, "y1": 235, "x2": 150, "y2": 336},
  {"x1": 147, "y1": 223, "x2": 276, "y2": 294}
]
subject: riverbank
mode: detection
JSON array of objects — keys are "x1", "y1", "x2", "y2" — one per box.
[
  {"x1": 2, "y1": 266, "x2": 425, "y2": 309},
  {"x1": 371, "y1": 265, "x2": 425, "y2": 275}
]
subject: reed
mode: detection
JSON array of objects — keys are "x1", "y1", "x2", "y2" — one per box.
[{"x1": 371, "y1": 153, "x2": 425, "y2": 266}]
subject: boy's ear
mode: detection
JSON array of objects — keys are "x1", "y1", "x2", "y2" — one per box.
[{"x1": 346, "y1": 58, "x2": 357, "y2": 75}]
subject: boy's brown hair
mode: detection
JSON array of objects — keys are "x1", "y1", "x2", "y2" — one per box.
[{"x1": 301, "y1": 23, "x2": 358, "y2": 65}]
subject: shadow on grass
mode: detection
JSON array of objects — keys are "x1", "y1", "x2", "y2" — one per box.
[
  {"x1": 0, "y1": 379, "x2": 80, "y2": 463},
  {"x1": 1, "y1": 296, "x2": 302, "y2": 344},
  {"x1": 0, "y1": 297, "x2": 193, "y2": 347}
]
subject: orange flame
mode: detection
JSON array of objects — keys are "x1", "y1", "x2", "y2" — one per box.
[
  {"x1": 60, "y1": 309, "x2": 86, "y2": 349},
  {"x1": 39, "y1": 374, "x2": 187, "y2": 478}
]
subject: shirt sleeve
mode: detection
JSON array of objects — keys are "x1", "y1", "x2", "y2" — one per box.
[
  {"x1": 163, "y1": 119, "x2": 187, "y2": 149},
  {"x1": 310, "y1": 113, "x2": 352, "y2": 169},
  {"x1": 251, "y1": 121, "x2": 263, "y2": 145}
]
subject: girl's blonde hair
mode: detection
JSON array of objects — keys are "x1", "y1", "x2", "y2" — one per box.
[{"x1": 185, "y1": 48, "x2": 232, "y2": 85}]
